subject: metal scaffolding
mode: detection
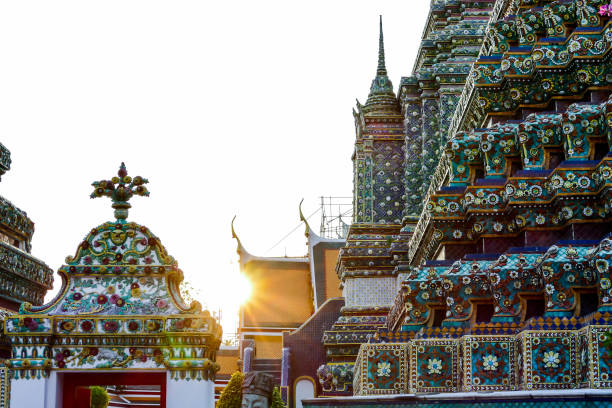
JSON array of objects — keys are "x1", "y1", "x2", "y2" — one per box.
[{"x1": 319, "y1": 196, "x2": 352, "y2": 240}]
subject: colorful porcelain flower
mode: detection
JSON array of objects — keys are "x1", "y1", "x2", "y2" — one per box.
[
  {"x1": 376, "y1": 361, "x2": 391, "y2": 377},
  {"x1": 103, "y1": 320, "x2": 119, "y2": 333},
  {"x1": 146, "y1": 321, "x2": 160, "y2": 331},
  {"x1": 482, "y1": 354, "x2": 499, "y2": 371},
  {"x1": 97, "y1": 294, "x2": 108, "y2": 305},
  {"x1": 59, "y1": 320, "x2": 74, "y2": 332},
  {"x1": 23, "y1": 317, "x2": 38, "y2": 331},
  {"x1": 427, "y1": 358, "x2": 443, "y2": 375},
  {"x1": 80, "y1": 320, "x2": 93, "y2": 332},
  {"x1": 543, "y1": 351, "x2": 560, "y2": 368}
]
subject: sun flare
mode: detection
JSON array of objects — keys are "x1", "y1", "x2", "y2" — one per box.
[{"x1": 236, "y1": 273, "x2": 252, "y2": 305}]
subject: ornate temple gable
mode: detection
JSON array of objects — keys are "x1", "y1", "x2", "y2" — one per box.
[
  {"x1": 0, "y1": 143, "x2": 52, "y2": 311},
  {"x1": 5, "y1": 164, "x2": 221, "y2": 382}
]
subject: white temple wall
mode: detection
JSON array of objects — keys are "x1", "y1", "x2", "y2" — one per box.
[
  {"x1": 166, "y1": 372, "x2": 215, "y2": 408},
  {"x1": 11, "y1": 377, "x2": 46, "y2": 407},
  {"x1": 10, "y1": 372, "x2": 62, "y2": 408}
]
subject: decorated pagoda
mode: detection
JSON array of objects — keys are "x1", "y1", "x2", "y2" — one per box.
[
  {"x1": 0, "y1": 142, "x2": 53, "y2": 408},
  {"x1": 5, "y1": 164, "x2": 222, "y2": 408},
  {"x1": 283, "y1": 0, "x2": 612, "y2": 406},
  {"x1": 315, "y1": 4, "x2": 495, "y2": 396},
  {"x1": 0, "y1": 143, "x2": 53, "y2": 315},
  {"x1": 230, "y1": 1, "x2": 612, "y2": 406}
]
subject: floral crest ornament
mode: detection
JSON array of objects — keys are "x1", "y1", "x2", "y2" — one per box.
[{"x1": 90, "y1": 162, "x2": 149, "y2": 220}]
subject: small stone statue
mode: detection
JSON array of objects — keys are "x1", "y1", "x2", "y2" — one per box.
[{"x1": 241, "y1": 371, "x2": 274, "y2": 408}]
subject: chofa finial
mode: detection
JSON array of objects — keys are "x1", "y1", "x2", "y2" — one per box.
[{"x1": 90, "y1": 163, "x2": 149, "y2": 220}]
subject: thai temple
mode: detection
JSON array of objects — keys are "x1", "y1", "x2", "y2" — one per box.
[
  {"x1": 0, "y1": 0, "x2": 612, "y2": 407},
  {"x1": 234, "y1": 0, "x2": 612, "y2": 407}
]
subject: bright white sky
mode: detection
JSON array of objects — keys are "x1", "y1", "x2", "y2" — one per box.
[{"x1": 0, "y1": 1, "x2": 430, "y2": 336}]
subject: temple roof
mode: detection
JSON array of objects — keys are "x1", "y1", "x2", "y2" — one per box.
[{"x1": 231, "y1": 216, "x2": 308, "y2": 268}]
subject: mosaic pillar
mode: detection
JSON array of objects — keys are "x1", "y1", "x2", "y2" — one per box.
[
  {"x1": 372, "y1": 139, "x2": 404, "y2": 224},
  {"x1": 280, "y1": 347, "x2": 290, "y2": 404},
  {"x1": 353, "y1": 141, "x2": 374, "y2": 223},
  {"x1": 579, "y1": 325, "x2": 612, "y2": 388},
  {"x1": 420, "y1": 96, "x2": 441, "y2": 200},
  {"x1": 438, "y1": 90, "x2": 460, "y2": 148},
  {"x1": 243, "y1": 346, "x2": 253, "y2": 372},
  {"x1": 402, "y1": 86, "x2": 424, "y2": 218}
]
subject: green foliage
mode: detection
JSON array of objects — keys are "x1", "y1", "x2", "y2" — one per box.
[
  {"x1": 90, "y1": 386, "x2": 109, "y2": 408},
  {"x1": 217, "y1": 372, "x2": 244, "y2": 408},
  {"x1": 270, "y1": 387, "x2": 285, "y2": 408}
]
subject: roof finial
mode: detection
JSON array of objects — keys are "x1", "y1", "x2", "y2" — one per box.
[
  {"x1": 299, "y1": 199, "x2": 311, "y2": 238},
  {"x1": 90, "y1": 163, "x2": 149, "y2": 220},
  {"x1": 377, "y1": 15, "x2": 387, "y2": 76}
]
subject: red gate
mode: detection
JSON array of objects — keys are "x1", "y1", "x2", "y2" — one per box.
[{"x1": 62, "y1": 372, "x2": 166, "y2": 408}]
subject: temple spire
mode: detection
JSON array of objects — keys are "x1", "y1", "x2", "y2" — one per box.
[
  {"x1": 363, "y1": 15, "x2": 399, "y2": 114},
  {"x1": 377, "y1": 15, "x2": 387, "y2": 76}
]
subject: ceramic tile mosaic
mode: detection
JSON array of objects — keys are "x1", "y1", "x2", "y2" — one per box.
[
  {"x1": 408, "y1": 339, "x2": 460, "y2": 393},
  {"x1": 518, "y1": 330, "x2": 577, "y2": 390},
  {"x1": 462, "y1": 335, "x2": 517, "y2": 392},
  {"x1": 354, "y1": 343, "x2": 408, "y2": 395},
  {"x1": 343, "y1": 277, "x2": 397, "y2": 308}
]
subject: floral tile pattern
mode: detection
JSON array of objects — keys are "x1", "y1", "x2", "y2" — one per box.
[
  {"x1": 409, "y1": 339, "x2": 460, "y2": 393},
  {"x1": 519, "y1": 330, "x2": 577, "y2": 390},
  {"x1": 463, "y1": 335, "x2": 517, "y2": 391},
  {"x1": 354, "y1": 344, "x2": 408, "y2": 395}
]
